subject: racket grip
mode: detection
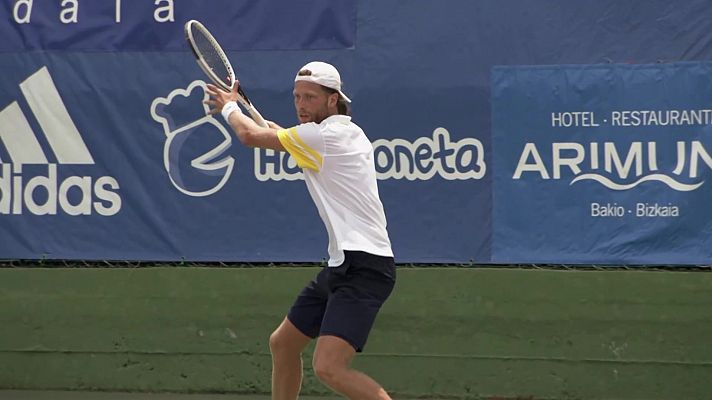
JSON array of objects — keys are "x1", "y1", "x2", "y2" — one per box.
[{"x1": 246, "y1": 105, "x2": 269, "y2": 128}]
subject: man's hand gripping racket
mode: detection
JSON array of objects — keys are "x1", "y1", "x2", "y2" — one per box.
[{"x1": 184, "y1": 19, "x2": 268, "y2": 127}]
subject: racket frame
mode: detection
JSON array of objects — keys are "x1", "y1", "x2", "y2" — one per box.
[{"x1": 184, "y1": 19, "x2": 267, "y2": 127}]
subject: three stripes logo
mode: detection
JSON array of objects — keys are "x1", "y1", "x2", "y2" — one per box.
[{"x1": 0, "y1": 67, "x2": 121, "y2": 216}]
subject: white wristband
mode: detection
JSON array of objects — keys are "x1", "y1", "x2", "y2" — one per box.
[{"x1": 221, "y1": 101, "x2": 242, "y2": 122}]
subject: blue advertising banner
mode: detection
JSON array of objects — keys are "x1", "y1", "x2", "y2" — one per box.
[
  {"x1": 0, "y1": 53, "x2": 487, "y2": 262},
  {"x1": 492, "y1": 62, "x2": 712, "y2": 264},
  {"x1": 2, "y1": 0, "x2": 712, "y2": 264},
  {"x1": 0, "y1": 0, "x2": 356, "y2": 51},
  {"x1": 0, "y1": 0, "x2": 491, "y2": 263}
]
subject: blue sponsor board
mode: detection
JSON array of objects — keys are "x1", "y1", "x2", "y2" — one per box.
[
  {"x1": 0, "y1": 0, "x2": 491, "y2": 263},
  {"x1": 2, "y1": 0, "x2": 712, "y2": 264},
  {"x1": 0, "y1": 53, "x2": 488, "y2": 262},
  {"x1": 1, "y1": 0, "x2": 355, "y2": 51},
  {"x1": 492, "y1": 62, "x2": 712, "y2": 264}
]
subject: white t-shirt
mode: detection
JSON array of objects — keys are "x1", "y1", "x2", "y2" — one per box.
[{"x1": 277, "y1": 115, "x2": 393, "y2": 266}]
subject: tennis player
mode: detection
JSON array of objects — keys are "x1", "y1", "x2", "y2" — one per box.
[{"x1": 205, "y1": 61, "x2": 396, "y2": 400}]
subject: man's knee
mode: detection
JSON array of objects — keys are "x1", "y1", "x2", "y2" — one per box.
[
  {"x1": 312, "y1": 356, "x2": 345, "y2": 386},
  {"x1": 268, "y1": 330, "x2": 281, "y2": 352},
  {"x1": 269, "y1": 320, "x2": 311, "y2": 356},
  {"x1": 312, "y1": 335, "x2": 356, "y2": 385},
  {"x1": 269, "y1": 329, "x2": 294, "y2": 355}
]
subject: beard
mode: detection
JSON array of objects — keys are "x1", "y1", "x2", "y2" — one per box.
[{"x1": 297, "y1": 103, "x2": 330, "y2": 124}]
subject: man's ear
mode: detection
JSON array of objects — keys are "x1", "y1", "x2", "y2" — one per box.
[{"x1": 328, "y1": 93, "x2": 339, "y2": 108}]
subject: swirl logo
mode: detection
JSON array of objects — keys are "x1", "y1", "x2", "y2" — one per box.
[{"x1": 150, "y1": 80, "x2": 234, "y2": 197}]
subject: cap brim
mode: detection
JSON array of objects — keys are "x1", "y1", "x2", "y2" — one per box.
[{"x1": 338, "y1": 90, "x2": 352, "y2": 103}]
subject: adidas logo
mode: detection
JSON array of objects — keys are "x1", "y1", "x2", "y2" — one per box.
[{"x1": 0, "y1": 67, "x2": 121, "y2": 216}]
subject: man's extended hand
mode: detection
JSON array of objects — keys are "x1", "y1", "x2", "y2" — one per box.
[{"x1": 204, "y1": 82, "x2": 240, "y2": 115}]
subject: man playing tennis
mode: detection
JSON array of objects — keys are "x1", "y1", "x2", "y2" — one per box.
[{"x1": 205, "y1": 61, "x2": 396, "y2": 400}]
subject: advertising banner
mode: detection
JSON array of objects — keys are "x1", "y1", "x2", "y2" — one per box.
[
  {"x1": 492, "y1": 63, "x2": 712, "y2": 264},
  {"x1": 1, "y1": 0, "x2": 356, "y2": 51},
  {"x1": 0, "y1": 1, "x2": 489, "y2": 262},
  {"x1": 2, "y1": 0, "x2": 712, "y2": 264}
]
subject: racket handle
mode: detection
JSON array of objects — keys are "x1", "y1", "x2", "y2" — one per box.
[{"x1": 245, "y1": 105, "x2": 268, "y2": 128}]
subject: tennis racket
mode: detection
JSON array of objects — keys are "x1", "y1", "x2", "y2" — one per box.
[{"x1": 184, "y1": 19, "x2": 268, "y2": 127}]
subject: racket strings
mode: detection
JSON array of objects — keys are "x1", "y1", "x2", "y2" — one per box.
[{"x1": 191, "y1": 26, "x2": 232, "y2": 88}]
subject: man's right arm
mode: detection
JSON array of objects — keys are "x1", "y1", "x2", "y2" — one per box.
[
  {"x1": 205, "y1": 83, "x2": 285, "y2": 151},
  {"x1": 224, "y1": 106, "x2": 285, "y2": 151}
]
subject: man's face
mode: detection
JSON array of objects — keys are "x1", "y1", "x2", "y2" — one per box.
[{"x1": 293, "y1": 80, "x2": 336, "y2": 124}]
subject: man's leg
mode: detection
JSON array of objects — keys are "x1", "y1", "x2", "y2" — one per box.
[
  {"x1": 269, "y1": 317, "x2": 312, "y2": 400},
  {"x1": 312, "y1": 335, "x2": 391, "y2": 400}
]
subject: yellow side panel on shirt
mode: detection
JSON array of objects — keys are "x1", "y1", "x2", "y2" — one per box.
[{"x1": 277, "y1": 128, "x2": 323, "y2": 172}]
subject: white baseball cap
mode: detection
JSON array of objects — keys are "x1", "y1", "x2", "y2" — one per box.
[{"x1": 294, "y1": 61, "x2": 351, "y2": 103}]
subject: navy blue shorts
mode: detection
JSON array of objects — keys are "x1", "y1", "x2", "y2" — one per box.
[{"x1": 287, "y1": 250, "x2": 396, "y2": 352}]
